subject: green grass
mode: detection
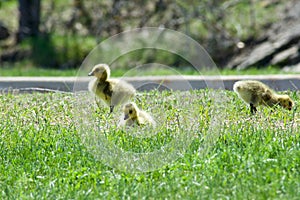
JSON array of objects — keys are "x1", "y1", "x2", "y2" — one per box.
[
  {"x1": 0, "y1": 65, "x2": 77, "y2": 76},
  {"x1": 0, "y1": 0, "x2": 288, "y2": 70},
  {"x1": 1, "y1": 64, "x2": 298, "y2": 76},
  {"x1": 0, "y1": 89, "x2": 299, "y2": 199}
]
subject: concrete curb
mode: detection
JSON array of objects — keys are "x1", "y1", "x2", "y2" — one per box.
[{"x1": 0, "y1": 75, "x2": 300, "y2": 92}]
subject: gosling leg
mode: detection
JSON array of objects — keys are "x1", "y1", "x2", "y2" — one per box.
[
  {"x1": 109, "y1": 105, "x2": 114, "y2": 113},
  {"x1": 250, "y1": 103, "x2": 257, "y2": 114}
]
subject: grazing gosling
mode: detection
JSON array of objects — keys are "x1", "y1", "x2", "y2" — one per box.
[
  {"x1": 120, "y1": 102, "x2": 156, "y2": 127},
  {"x1": 88, "y1": 64, "x2": 136, "y2": 113},
  {"x1": 233, "y1": 80, "x2": 294, "y2": 114}
]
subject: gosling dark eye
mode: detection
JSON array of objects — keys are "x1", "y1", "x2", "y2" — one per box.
[
  {"x1": 289, "y1": 101, "x2": 292, "y2": 107},
  {"x1": 129, "y1": 110, "x2": 133, "y2": 114}
]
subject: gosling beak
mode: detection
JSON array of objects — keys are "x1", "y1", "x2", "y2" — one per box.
[
  {"x1": 88, "y1": 71, "x2": 94, "y2": 76},
  {"x1": 124, "y1": 114, "x2": 129, "y2": 120}
]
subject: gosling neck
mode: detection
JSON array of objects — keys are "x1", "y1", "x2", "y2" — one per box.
[
  {"x1": 131, "y1": 116, "x2": 138, "y2": 121},
  {"x1": 273, "y1": 93, "x2": 281, "y2": 101},
  {"x1": 99, "y1": 71, "x2": 108, "y2": 82},
  {"x1": 268, "y1": 93, "x2": 281, "y2": 107}
]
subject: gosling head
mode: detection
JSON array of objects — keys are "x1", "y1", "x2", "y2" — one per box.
[
  {"x1": 123, "y1": 102, "x2": 138, "y2": 120},
  {"x1": 278, "y1": 95, "x2": 294, "y2": 110},
  {"x1": 88, "y1": 64, "x2": 110, "y2": 81}
]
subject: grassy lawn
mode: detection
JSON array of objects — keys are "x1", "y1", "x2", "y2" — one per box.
[
  {"x1": 0, "y1": 65, "x2": 298, "y2": 76},
  {"x1": 0, "y1": 89, "x2": 299, "y2": 199}
]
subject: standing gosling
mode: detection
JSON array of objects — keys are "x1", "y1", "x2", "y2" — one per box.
[
  {"x1": 233, "y1": 80, "x2": 294, "y2": 114},
  {"x1": 88, "y1": 64, "x2": 136, "y2": 113},
  {"x1": 120, "y1": 102, "x2": 156, "y2": 127}
]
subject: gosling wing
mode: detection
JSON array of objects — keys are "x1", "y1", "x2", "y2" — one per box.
[{"x1": 111, "y1": 80, "x2": 136, "y2": 107}]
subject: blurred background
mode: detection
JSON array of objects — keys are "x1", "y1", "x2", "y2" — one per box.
[{"x1": 0, "y1": 0, "x2": 299, "y2": 76}]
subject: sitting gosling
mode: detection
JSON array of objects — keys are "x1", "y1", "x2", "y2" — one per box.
[
  {"x1": 88, "y1": 64, "x2": 136, "y2": 113},
  {"x1": 233, "y1": 80, "x2": 294, "y2": 114},
  {"x1": 120, "y1": 102, "x2": 156, "y2": 127}
]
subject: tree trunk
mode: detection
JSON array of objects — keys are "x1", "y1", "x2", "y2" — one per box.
[{"x1": 17, "y1": 0, "x2": 41, "y2": 43}]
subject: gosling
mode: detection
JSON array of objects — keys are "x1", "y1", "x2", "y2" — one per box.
[
  {"x1": 233, "y1": 80, "x2": 294, "y2": 114},
  {"x1": 120, "y1": 102, "x2": 156, "y2": 127},
  {"x1": 88, "y1": 64, "x2": 136, "y2": 113}
]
